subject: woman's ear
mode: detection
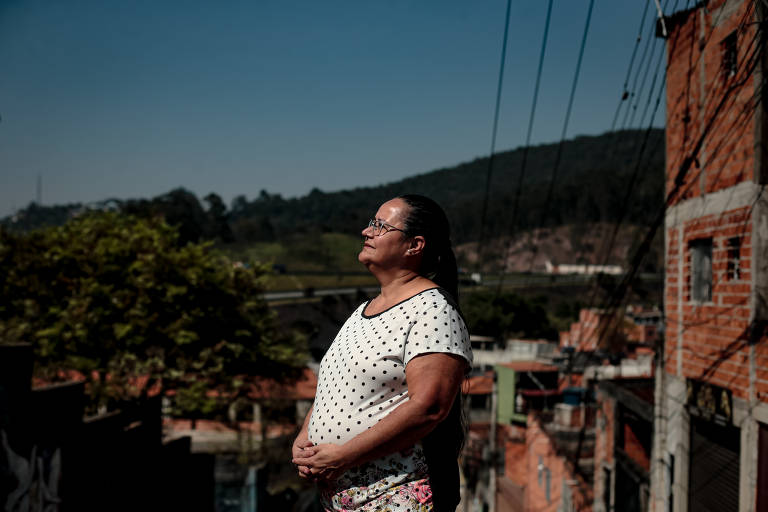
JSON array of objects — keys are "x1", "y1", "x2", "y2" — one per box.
[{"x1": 407, "y1": 236, "x2": 426, "y2": 256}]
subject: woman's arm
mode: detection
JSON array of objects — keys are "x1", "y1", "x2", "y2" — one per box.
[
  {"x1": 292, "y1": 404, "x2": 315, "y2": 479},
  {"x1": 292, "y1": 352, "x2": 466, "y2": 479}
]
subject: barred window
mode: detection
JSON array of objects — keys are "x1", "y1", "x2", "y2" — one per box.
[{"x1": 726, "y1": 237, "x2": 741, "y2": 281}]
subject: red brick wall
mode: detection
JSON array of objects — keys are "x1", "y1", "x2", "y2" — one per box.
[
  {"x1": 665, "y1": 0, "x2": 758, "y2": 204},
  {"x1": 502, "y1": 423, "x2": 528, "y2": 487},
  {"x1": 561, "y1": 308, "x2": 605, "y2": 352},
  {"x1": 595, "y1": 390, "x2": 653, "y2": 476},
  {"x1": 664, "y1": 0, "x2": 764, "y2": 401},
  {"x1": 525, "y1": 413, "x2": 592, "y2": 512},
  {"x1": 665, "y1": 207, "x2": 753, "y2": 398},
  {"x1": 623, "y1": 423, "x2": 651, "y2": 473}
]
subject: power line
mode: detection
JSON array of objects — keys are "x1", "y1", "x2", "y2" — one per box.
[
  {"x1": 573, "y1": 0, "x2": 739, "y2": 350},
  {"x1": 603, "y1": 0, "x2": 671, "y2": 169},
  {"x1": 590, "y1": 0, "x2": 682, "y2": 278},
  {"x1": 476, "y1": 0, "x2": 513, "y2": 273},
  {"x1": 610, "y1": 0, "x2": 653, "y2": 132},
  {"x1": 495, "y1": 0, "x2": 554, "y2": 291},
  {"x1": 596, "y1": 5, "x2": 764, "y2": 347},
  {"x1": 617, "y1": 0, "x2": 667, "y2": 133},
  {"x1": 525, "y1": 0, "x2": 595, "y2": 274},
  {"x1": 553, "y1": 4, "x2": 764, "y2": 497}
]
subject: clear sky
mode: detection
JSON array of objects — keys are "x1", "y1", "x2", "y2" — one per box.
[{"x1": 0, "y1": 0, "x2": 669, "y2": 216}]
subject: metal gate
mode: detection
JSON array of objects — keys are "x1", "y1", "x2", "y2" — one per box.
[{"x1": 688, "y1": 417, "x2": 740, "y2": 512}]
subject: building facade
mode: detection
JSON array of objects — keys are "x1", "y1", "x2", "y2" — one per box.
[{"x1": 655, "y1": 1, "x2": 768, "y2": 510}]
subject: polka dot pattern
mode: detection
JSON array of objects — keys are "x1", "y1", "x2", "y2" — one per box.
[{"x1": 308, "y1": 288, "x2": 472, "y2": 446}]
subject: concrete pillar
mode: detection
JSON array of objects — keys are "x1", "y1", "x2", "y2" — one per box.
[
  {"x1": 666, "y1": 375, "x2": 689, "y2": 512},
  {"x1": 650, "y1": 347, "x2": 667, "y2": 512},
  {"x1": 739, "y1": 416, "x2": 758, "y2": 512}
]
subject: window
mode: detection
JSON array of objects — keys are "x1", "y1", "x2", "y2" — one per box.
[
  {"x1": 726, "y1": 237, "x2": 741, "y2": 280},
  {"x1": 722, "y1": 31, "x2": 737, "y2": 81},
  {"x1": 690, "y1": 239, "x2": 712, "y2": 302}
]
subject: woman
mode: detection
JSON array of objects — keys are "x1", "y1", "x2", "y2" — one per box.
[{"x1": 291, "y1": 194, "x2": 472, "y2": 511}]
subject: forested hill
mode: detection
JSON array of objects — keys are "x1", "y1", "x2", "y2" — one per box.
[{"x1": 3, "y1": 129, "x2": 664, "y2": 245}]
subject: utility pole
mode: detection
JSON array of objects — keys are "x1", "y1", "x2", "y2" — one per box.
[
  {"x1": 488, "y1": 371, "x2": 497, "y2": 512},
  {"x1": 36, "y1": 174, "x2": 42, "y2": 205}
]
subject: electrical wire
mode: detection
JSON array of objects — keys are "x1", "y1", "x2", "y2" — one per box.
[
  {"x1": 476, "y1": 0, "x2": 513, "y2": 274},
  {"x1": 524, "y1": 0, "x2": 595, "y2": 275},
  {"x1": 596, "y1": 3, "x2": 763, "y2": 348},
  {"x1": 610, "y1": 0, "x2": 653, "y2": 132},
  {"x1": 570, "y1": 0, "x2": 738, "y2": 351},
  {"x1": 495, "y1": 0, "x2": 554, "y2": 291}
]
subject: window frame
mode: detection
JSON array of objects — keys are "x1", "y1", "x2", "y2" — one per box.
[
  {"x1": 726, "y1": 237, "x2": 741, "y2": 281},
  {"x1": 690, "y1": 238, "x2": 713, "y2": 303}
]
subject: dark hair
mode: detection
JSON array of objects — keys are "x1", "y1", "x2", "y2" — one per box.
[
  {"x1": 398, "y1": 194, "x2": 459, "y2": 302},
  {"x1": 398, "y1": 194, "x2": 465, "y2": 511}
]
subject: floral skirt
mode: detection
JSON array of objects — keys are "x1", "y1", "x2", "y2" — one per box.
[
  {"x1": 319, "y1": 446, "x2": 433, "y2": 511},
  {"x1": 322, "y1": 478, "x2": 433, "y2": 512}
]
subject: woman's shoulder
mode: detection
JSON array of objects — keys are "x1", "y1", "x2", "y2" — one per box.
[{"x1": 416, "y1": 288, "x2": 461, "y2": 315}]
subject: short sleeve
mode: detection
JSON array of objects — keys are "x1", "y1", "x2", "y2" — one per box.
[{"x1": 403, "y1": 294, "x2": 473, "y2": 368}]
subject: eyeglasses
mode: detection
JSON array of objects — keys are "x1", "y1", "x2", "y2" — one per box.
[{"x1": 366, "y1": 218, "x2": 406, "y2": 237}]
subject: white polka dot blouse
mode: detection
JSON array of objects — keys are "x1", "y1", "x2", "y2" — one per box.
[{"x1": 308, "y1": 288, "x2": 472, "y2": 445}]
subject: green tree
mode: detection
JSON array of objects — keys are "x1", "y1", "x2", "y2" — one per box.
[
  {"x1": 461, "y1": 291, "x2": 558, "y2": 341},
  {"x1": 0, "y1": 212, "x2": 307, "y2": 415},
  {"x1": 203, "y1": 192, "x2": 234, "y2": 243}
]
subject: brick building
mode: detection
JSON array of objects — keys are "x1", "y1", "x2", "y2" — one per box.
[
  {"x1": 593, "y1": 379, "x2": 654, "y2": 512},
  {"x1": 655, "y1": 1, "x2": 768, "y2": 510},
  {"x1": 482, "y1": 306, "x2": 656, "y2": 512},
  {"x1": 524, "y1": 408, "x2": 594, "y2": 512}
]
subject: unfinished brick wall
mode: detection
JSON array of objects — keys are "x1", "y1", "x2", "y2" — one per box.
[
  {"x1": 623, "y1": 421, "x2": 651, "y2": 473},
  {"x1": 664, "y1": 0, "x2": 764, "y2": 402},
  {"x1": 502, "y1": 423, "x2": 528, "y2": 487},
  {"x1": 560, "y1": 308, "x2": 606, "y2": 352},
  {"x1": 665, "y1": 207, "x2": 753, "y2": 397},
  {"x1": 657, "y1": 1, "x2": 768, "y2": 508},
  {"x1": 665, "y1": 0, "x2": 758, "y2": 203},
  {"x1": 525, "y1": 413, "x2": 593, "y2": 512}
]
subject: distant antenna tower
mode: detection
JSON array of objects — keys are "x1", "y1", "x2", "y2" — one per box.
[{"x1": 36, "y1": 174, "x2": 42, "y2": 204}]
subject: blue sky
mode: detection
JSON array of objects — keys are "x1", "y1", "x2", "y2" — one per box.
[{"x1": 0, "y1": 0, "x2": 669, "y2": 215}]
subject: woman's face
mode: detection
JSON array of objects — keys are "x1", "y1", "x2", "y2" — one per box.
[{"x1": 358, "y1": 198, "x2": 411, "y2": 269}]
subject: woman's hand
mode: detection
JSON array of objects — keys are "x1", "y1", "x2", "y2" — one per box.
[
  {"x1": 292, "y1": 443, "x2": 351, "y2": 482},
  {"x1": 292, "y1": 437, "x2": 315, "y2": 479}
]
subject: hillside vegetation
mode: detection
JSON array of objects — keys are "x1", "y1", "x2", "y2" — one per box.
[{"x1": 3, "y1": 129, "x2": 664, "y2": 272}]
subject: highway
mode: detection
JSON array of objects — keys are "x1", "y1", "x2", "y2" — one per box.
[{"x1": 262, "y1": 273, "x2": 661, "y2": 302}]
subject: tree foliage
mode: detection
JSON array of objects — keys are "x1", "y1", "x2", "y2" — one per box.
[
  {"x1": 461, "y1": 291, "x2": 559, "y2": 341},
  {"x1": 2, "y1": 129, "x2": 664, "y2": 248},
  {"x1": 0, "y1": 212, "x2": 307, "y2": 414}
]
